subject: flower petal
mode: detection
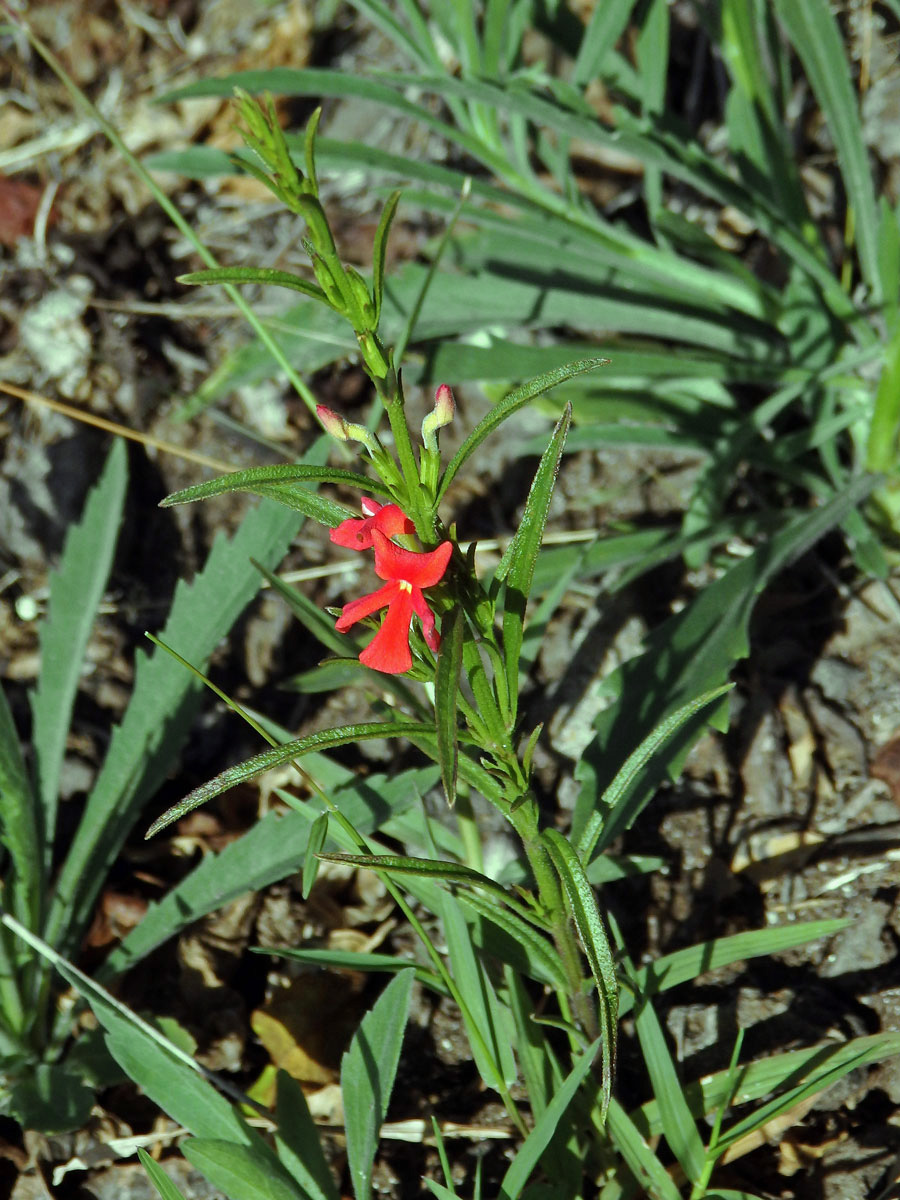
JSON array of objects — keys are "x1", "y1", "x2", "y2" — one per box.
[
  {"x1": 371, "y1": 531, "x2": 452, "y2": 587},
  {"x1": 335, "y1": 581, "x2": 399, "y2": 631},
  {"x1": 359, "y1": 589, "x2": 414, "y2": 673},
  {"x1": 330, "y1": 500, "x2": 414, "y2": 551},
  {"x1": 409, "y1": 587, "x2": 440, "y2": 651}
]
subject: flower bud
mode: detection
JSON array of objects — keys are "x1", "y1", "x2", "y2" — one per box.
[{"x1": 421, "y1": 384, "x2": 455, "y2": 449}]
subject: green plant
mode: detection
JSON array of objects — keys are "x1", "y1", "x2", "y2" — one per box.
[
  {"x1": 0, "y1": 438, "x2": 303, "y2": 1131},
  {"x1": 3, "y1": 4, "x2": 899, "y2": 1197},
  {"x1": 88, "y1": 95, "x2": 891, "y2": 1199},
  {"x1": 151, "y1": 0, "x2": 900, "y2": 578}
]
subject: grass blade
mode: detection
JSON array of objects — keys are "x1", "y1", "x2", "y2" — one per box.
[
  {"x1": 773, "y1": 0, "x2": 881, "y2": 301},
  {"x1": 44, "y1": 497, "x2": 304, "y2": 956},
  {"x1": 498, "y1": 1037, "x2": 600, "y2": 1200},
  {"x1": 30, "y1": 439, "x2": 127, "y2": 871},
  {"x1": 137, "y1": 1150, "x2": 190, "y2": 1200},
  {"x1": 341, "y1": 970, "x2": 415, "y2": 1200},
  {"x1": 0, "y1": 682, "x2": 41, "y2": 934}
]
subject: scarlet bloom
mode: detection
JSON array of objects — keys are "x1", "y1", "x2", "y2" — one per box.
[
  {"x1": 330, "y1": 497, "x2": 415, "y2": 551},
  {"x1": 335, "y1": 530, "x2": 452, "y2": 674}
]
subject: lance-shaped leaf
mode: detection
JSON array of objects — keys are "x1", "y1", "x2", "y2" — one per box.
[
  {"x1": 161, "y1": 463, "x2": 391, "y2": 525},
  {"x1": 433, "y1": 605, "x2": 464, "y2": 805},
  {"x1": 542, "y1": 829, "x2": 618, "y2": 1122},
  {"x1": 315, "y1": 850, "x2": 517, "y2": 909},
  {"x1": 341, "y1": 970, "x2": 414, "y2": 1200},
  {"x1": 145, "y1": 721, "x2": 433, "y2": 838},
  {"x1": 496, "y1": 404, "x2": 571, "y2": 721},
  {"x1": 372, "y1": 190, "x2": 401, "y2": 326},
  {"x1": 179, "y1": 266, "x2": 330, "y2": 305},
  {"x1": 437, "y1": 359, "x2": 604, "y2": 503},
  {"x1": 576, "y1": 683, "x2": 733, "y2": 863}
]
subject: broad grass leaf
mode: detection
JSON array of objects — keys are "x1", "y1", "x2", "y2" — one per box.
[
  {"x1": 619, "y1": 919, "x2": 851, "y2": 1019},
  {"x1": 572, "y1": 476, "x2": 876, "y2": 849},
  {"x1": 572, "y1": 0, "x2": 637, "y2": 87},
  {"x1": 88, "y1": 993, "x2": 253, "y2": 1144},
  {"x1": 630, "y1": 985, "x2": 705, "y2": 1184},
  {"x1": 605, "y1": 1097, "x2": 683, "y2": 1200},
  {"x1": 44, "y1": 495, "x2": 305, "y2": 957},
  {"x1": 773, "y1": 0, "x2": 881, "y2": 303},
  {"x1": 3, "y1": 1063, "x2": 94, "y2": 1135},
  {"x1": 437, "y1": 888, "x2": 518, "y2": 1092},
  {"x1": 183, "y1": 1139, "x2": 307, "y2": 1200},
  {"x1": 138, "y1": 1149, "x2": 190, "y2": 1200},
  {"x1": 0, "y1": 680, "x2": 40, "y2": 931},
  {"x1": 145, "y1": 720, "x2": 435, "y2": 837},
  {"x1": 341, "y1": 970, "x2": 415, "y2": 1200},
  {"x1": 30, "y1": 438, "x2": 127, "y2": 876},
  {"x1": 634, "y1": 1031, "x2": 900, "y2": 1139},
  {"x1": 274, "y1": 1072, "x2": 339, "y2": 1200},
  {"x1": 498, "y1": 1037, "x2": 600, "y2": 1200}
]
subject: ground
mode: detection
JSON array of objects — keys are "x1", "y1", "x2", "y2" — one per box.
[{"x1": 1, "y1": 2, "x2": 900, "y2": 1198}]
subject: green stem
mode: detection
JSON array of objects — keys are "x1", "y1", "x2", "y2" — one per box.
[{"x1": 511, "y1": 806, "x2": 598, "y2": 1041}]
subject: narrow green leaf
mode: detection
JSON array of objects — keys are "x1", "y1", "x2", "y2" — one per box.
[
  {"x1": 773, "y1": 0, "x2": 881, "y2": 301},
  {"x1": 633, "y1": 1032, "x2": 900, "y2": 1140},
  {"x1": 258, "y1": 947, "x2": 445, "y2": 994},
  {"x1": 499, "y1": 1038, "x2": 600, "y2": 1200},
  {"x1": 437, "y1": 888, "x2": 517, "y2": 1092},
  {"x1": 618, "y1": 918, "x2": 850, "y2": 1018},
  {"x1": 30, "y1": 438, "x2": 127, "y2": 874},
  {"x1": 459, "y1": 890, "x2": 568, "y2": 990},
  {"x1": 572, "y1": 0, "x2": 638, "y2": 87},
  {"x1": 303, "y1": 813, "x2": 329, "y2": 898},
  {"x1": 275, "y1": 1072, "x2": 339, "y2": 1200},
  {"x1": 341, "y1": 970, "x2": 415, "y2": 1200},
  {"x1": 630, "y1": 985, "x2": 705, "y2": 1184},
  {"x1": 161, "y1": 464, "x2": 388, "y2": 516},
  {"x1": 437, "y1": 360, "x2": 604, "y2": 503},
  {"x1": 572, "y1": 476, "x2": 876, "y2": 849},
  {"x1": 0, "y1": 681, "x2": 40, "y2": 931},
  {"x1": 145, "y1": 720, "x2": 434, "y2": 838},
  {"x1": 606, "y1": 1098, "x2": 683, "y2": 1200},
  {"x1": 138, "y1": 1149, "x2": 190, "y2": 1200},
  {"x1": 372, "y1": 190, "x2": 401, "y2": 325},
  {"x1": 179, "y1": 266, "x2": 329, "y2": 304},
  {"x1": 316, "y1": 850, "x2": 517, "y2": 905},
  {"x1": 497, "y1": 404, "x2": 571, "y2": 717},
  {"x1": 183, "y1": 1139, "x2": 305, "y2": 1200},
  {"x1": 577, "y1": 685, "x2": 733, "y2": 862},
  {"x1": 434, "y1": 605, "x2": 463, "y2": 806},
  {"x1": 541, "y1": 830, "x2": 618, "y2": 1121}
]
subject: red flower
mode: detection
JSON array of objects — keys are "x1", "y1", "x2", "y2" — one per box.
[
  {"x1": 330, "y1": 497, "x2": 414, "y2": 551},
  {"x1": 335, "y1": 530, "x2": 452, "y2": 673}
]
